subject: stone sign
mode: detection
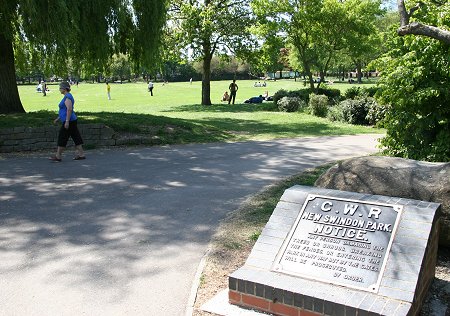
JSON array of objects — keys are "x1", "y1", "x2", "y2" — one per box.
[
  {"x1": 227, "y1": 185, "x2": 441, "y2": 316},
  {"x1": 273, "y1": 194, "x2": 402, "y2": 292}
]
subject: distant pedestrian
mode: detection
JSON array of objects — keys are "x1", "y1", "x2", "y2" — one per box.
[
  {"x1": 190, "y1": 78, "x2": 193, "y2": 85},
  {"x1": 42, "y1": 80, "x2": 47, "y2": 97},
  {"x1": 49, "y1": 81, "x2": 85, "y2": 162},
  {"x1": 148, "y1": 81, "x2": 154, "y2": 96},
  {"x1": 106, "y1": 82, "x2": 111, "y2": 100},
  {"x1": 228, "y1": 79, "x2": 238, "y2": 105}
]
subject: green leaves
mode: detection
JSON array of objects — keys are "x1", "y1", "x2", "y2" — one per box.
[
  {"x1": 166, "y1": 0, "x2": 255, "y2": 104},
  {"x1": 6, "y1": 0, "x2": 168, "y2": 72},
  {"x1": 377, "y1": 34, "x2": 450, "y2": 161},
  {"x1": 169, "y1": 0, "x2": 254, "y2": 57}
]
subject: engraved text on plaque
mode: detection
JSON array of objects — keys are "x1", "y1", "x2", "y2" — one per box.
[{"x1": 272, "y1": 194, "x2": 402, "y2": 292}]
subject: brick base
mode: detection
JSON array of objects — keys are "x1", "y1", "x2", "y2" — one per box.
[
  {"x1": 228, "y1": 186, "x2": 441, "y2": 316},
  {"x1": 229, "y1": 290, "x2": 322, "y2": 316}
]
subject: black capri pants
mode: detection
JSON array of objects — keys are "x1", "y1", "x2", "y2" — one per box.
[{"x1": 57, "y1": 120, "x2": 84, "y2": 147}]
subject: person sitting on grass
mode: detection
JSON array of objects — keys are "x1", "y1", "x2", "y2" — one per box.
[
  {"x1": 222, "y1": 91, "x2": 230, "y2": 102},
  {"x1": 262, "y1": 91, "x2": 273, "y2": 101}
]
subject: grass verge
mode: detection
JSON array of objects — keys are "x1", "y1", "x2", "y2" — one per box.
[
  {"x1": 1, "y1": 81, "x2": 382, "y2": 148},
  {"x1": 0, "y1": 107, "x2": 381, "y2": 147}
]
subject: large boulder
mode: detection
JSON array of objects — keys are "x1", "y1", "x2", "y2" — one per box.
[{"x1": 315, "y1": 156, "x2": 450, "y2": 247}]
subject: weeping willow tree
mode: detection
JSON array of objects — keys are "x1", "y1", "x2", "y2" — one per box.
[{"x1": 0, "y1": 0, "x2": 167, "y2": 114}]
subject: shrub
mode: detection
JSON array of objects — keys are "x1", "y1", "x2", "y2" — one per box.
[
  {"x1": 347, "y1": 98, "x2": 369, "y2": 125},
  {"x1": 334, "y1": 97, "x2": 378, "y2": 125},
  {"x1": 366, "y1": 102, "x2": 389, "y2": 126},
  {"x1": 277, "y1": 96, "x2": 302, "y2": 112},
  {"x1": 273, "y1": 89, "x2": 289, "y2": 104},
  {"x1": 344, "y1": 87, "x2": 362, "y2": 99},
  {"x1": 327, "y1": 98, "x2": 378, "y2": 125},
  {"x1": 336, "y1": 99, "x2": 353, "y2": 123},
  {"x1": 318, "y1": 88, "x2": 341, "y2": 100},
  {"x1": 273, "y1": 88, "x2": 341, "y2": 105},
  {"x1": 308, "y1": 94, "x2": 329, "y2": 117},
  {"x1": 356, "y1": 98, "x2": 378, "y2": 125},
  {"x1": 296, "y1": 99, "x2": 308, "y2": 112},
  {"x1": 344, "y1": 86, "x2": 380, "y2": 100},
  {"x1": 376, "y1": 35, "x2": 450, "y2": 161},
  {"x1": 362, "y1": 86, "x2": 379, "y2": 97},
  {"x1": 327, "y1": 103, "x2": 347, "y2": 123},
  {"x1": 287, "y1": 89, "x2": 312, "y2": 101}
]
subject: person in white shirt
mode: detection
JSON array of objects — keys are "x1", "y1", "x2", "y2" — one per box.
[{"x1": 148, "y1": 81, "x2": 154, "y2": 96}]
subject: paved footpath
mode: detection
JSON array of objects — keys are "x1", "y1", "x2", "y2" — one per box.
[{"x1": 0, "y1": 135, "x2": 381, "y2": 316}]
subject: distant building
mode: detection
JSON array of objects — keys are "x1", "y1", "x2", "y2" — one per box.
[{"x1": 266, "y1": 70, "x2": 300, "y2": 79}]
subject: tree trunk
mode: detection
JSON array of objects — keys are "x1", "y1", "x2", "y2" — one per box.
[
  {"x1": 318, "y1": 70, "x2": 326, "y2": 89},
  {"x1": 308, "y1": 73, "x2": 315, "y2": 90},
  {"x1": 0, "y1": 34, "x2": 26, "y2": 114},
  {"x1": 303, "y1": 62, "x2": 315, "y2": 90},
  {"x1": 201, "y1": 44, "x2": 212, "y2": 105},
  {"x1": 356, "y1": 63, "x2": 363, "y2": 84}
]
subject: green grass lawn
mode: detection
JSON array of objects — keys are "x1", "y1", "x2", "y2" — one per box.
[
  {"x1": 1, "y1": 79, "x2": 382, "y2": 145},
  {"x1": 19, "y1": 79, "x2": 374, "y2": 112}
]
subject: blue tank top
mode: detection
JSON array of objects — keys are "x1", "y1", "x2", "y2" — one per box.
[{"x1": 58, "y1": 93, "x2": 77, "y2": 122}]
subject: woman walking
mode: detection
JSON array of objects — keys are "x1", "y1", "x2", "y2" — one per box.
[{"x1": 49, "y1": 82, "x2": 85, "y2": 162}]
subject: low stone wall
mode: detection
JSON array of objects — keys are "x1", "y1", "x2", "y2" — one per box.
[{"x1": 0, "y1": 124, "x2": 116, "y2": 153}]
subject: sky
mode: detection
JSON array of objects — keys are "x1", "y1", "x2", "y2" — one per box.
[{"x1": 382, "y1": 0, "x2": 398, "y2": 11}]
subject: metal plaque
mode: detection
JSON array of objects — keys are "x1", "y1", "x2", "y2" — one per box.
[{"x1": 272, "y1": 194, "x2": 402, "y2": 293}]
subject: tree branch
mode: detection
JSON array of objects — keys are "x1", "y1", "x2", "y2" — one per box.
[
  {"x1": 397, "y1": 0, "x2": 409, "y2": 26},
  {"x1": 408, "y1": 2, "x2": 422, "y2": 20},
  {"x1": 397, "y1": 0, "x2": 422, "y2": 25},
  {"x1": 397, "y1": 0, "x2": 450, "y2": 44},
  {"x1": 398, "y1": 22, "x2": 450, "y2": 44}
]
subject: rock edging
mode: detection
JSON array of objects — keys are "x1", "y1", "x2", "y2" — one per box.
[{"x1": 315, "y1": 156, "x2": 450, "y2": 247}]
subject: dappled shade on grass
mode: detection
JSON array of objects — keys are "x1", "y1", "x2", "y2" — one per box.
[
  {"x1": 5, "y1": 81, "x2": 382, "y2": 146},
  {"x1": 161, "y1": 102, "x2": 278, "y2": 113},
  {"x1": 1, "y1": 106, "x2": 378, "y2": 145}
]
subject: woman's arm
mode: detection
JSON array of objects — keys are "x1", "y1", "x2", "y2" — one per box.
[{"x1": 64, "y1": 98, "x2": 73, "y2": 129}]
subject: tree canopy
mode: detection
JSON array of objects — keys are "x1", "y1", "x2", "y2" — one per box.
[
  {"x1": 0, "y1": 0, "x2": 167, "y2": 114},
  {"x1": 251, "y1": 0, "x2": 383, "y2": 89},
  {"x1": 168, "y1": 0, "x2": 254, "y2": 105},
  {"x1": 374, "y1": 0, "x2": 450, "y2": 161}
]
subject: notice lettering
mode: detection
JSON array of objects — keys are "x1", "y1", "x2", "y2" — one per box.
[{"x1": 272, "y1": 194, "x2": 402, "y2": 293}]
